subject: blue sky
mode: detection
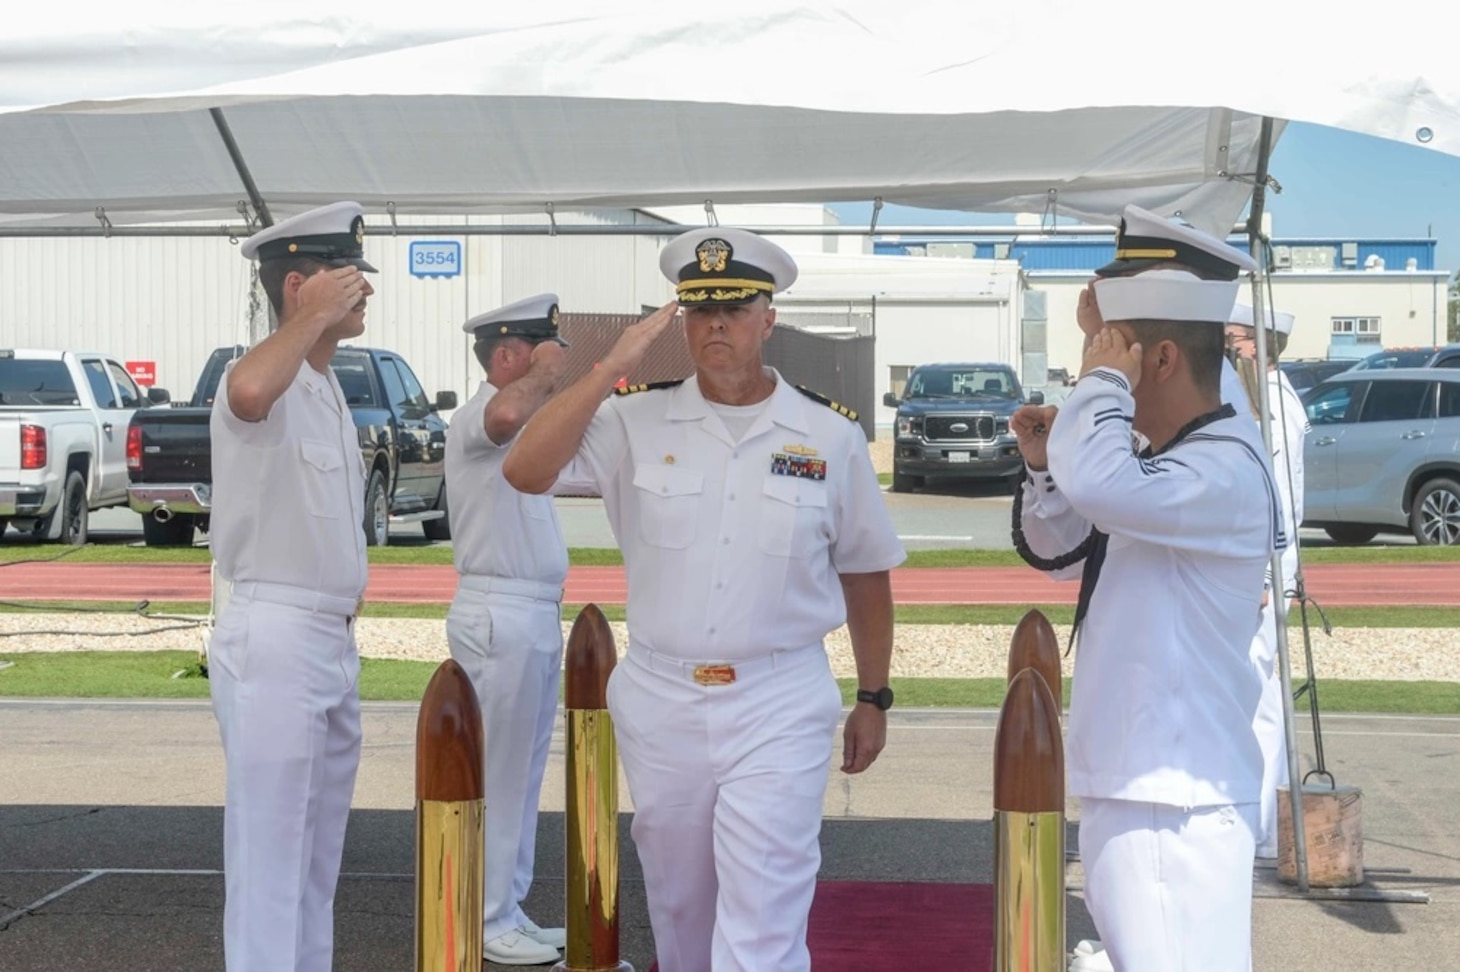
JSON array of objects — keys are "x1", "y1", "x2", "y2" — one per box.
[{"x1": 828, "y1": 121, "x2": 1460, "y2": 276}]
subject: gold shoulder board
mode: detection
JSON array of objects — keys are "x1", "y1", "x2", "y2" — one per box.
[{"x1": 794, "y1": 384, "x2": 858, "y2": 421}]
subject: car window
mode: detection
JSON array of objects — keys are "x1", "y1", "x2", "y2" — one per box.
[
  {"x1": 330, "y1": 355, "x2": 379, "y2": 407},
  {"x1": 390, "y1": 357, "x2": 433, "y2": 411},
  {"x1": 0, "y1": 358, "x2": 80, "y2": 406},
  {"x1": 105, "y1": 361, "x2": 143, "y2": 408},
  {"x1": 1306, "y1": 382, "x2": 1357, "y2": 424},
  {"x1": 1433, "y1": 354, "x2": 1460, "y2": 369},
  {"x1": 81, "y1": 358, "x2": 118, "y2": 408},
  {"x1": 1357, "y1": 380, "x2": 1433, "y2": 422},
  {"x1": 907, "y1": 368, "x2": 1014, "y2": 398},
  {"x1": 1438, "y1": 383, "x2": 1460, "y2": 418}
]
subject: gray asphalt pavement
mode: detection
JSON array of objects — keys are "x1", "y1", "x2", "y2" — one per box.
[{"x1": 2, "y1": 701, "x2": 1455, "y2": 970}]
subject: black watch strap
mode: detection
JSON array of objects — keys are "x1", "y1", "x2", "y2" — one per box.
[{"x1": 856, "y1": 686, "x2": 894, "y2": 711}]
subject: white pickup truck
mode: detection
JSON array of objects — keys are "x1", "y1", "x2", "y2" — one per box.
[{"x1": 0, "y1": 348, "x2": 167, "y2": 544}]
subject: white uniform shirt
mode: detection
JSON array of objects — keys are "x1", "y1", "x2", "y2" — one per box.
[
  {"x1": 1018, "y1": 367, "x2": 1282, "y2": 807},
  {"x1": 1269, "y1": 368, "x2": 1308, "y2": 594},
  {"x1": 553, "y1": 370, "x2": 906, "y2": 660},
  {"x1": 211, "y1": 360, "x2": 367, "y2": 599},
  {"x1": 446, "y1": 381, "x2": 568, "y2": 585}
]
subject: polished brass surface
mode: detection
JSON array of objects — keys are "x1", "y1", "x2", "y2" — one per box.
[
  {"x1": 415, "y1": 798, "x2": 485, "y2": 972},
  {"x1": 993, "y1": 809, "x2": 1065, "y2": 972},
  {"x1": 556, "y1": 709, "x2": 632, "y2": 972}
]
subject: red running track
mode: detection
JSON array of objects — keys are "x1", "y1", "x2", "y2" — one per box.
[{"x1": 0, "y1": 561, "x2": 1455, "y2": 606}]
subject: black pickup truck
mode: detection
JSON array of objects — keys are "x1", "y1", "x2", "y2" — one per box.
[
  {"x1": 882, "y1": 361, "x2": 1043, "y2": 493},
  {"x1": 126, "y1": 345, "x2": 456, "y2": 546}
]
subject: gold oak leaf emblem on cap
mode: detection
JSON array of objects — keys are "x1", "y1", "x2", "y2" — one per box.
[{"x1": 696, "y1": 238, "x2": 731, "y2": 273}]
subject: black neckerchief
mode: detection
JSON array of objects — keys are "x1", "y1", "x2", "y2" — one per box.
[{"x1": 1011, "y1": 402, "x2": 1237, "y2": 652}]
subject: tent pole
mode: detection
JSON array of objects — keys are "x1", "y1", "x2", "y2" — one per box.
[
  {"x1": 1245, "y1": 116, "x2": 1311, "y2": 894},
  {"x1": 209, "y1": 108, "x2": 273, "y2": 228}
]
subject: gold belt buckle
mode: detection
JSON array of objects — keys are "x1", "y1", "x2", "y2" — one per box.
[{"x1": 693, "y1": 664, "x2": 737, "y2": 686}]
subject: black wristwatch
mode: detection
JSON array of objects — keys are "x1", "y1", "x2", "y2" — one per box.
[{"x1": 856, "y1": 686, "x2": 895, "y2": 711}]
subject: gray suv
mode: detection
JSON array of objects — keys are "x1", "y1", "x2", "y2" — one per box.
[{"x1": 1303, "y1": 368, "x2": 1460, "y2": 544}]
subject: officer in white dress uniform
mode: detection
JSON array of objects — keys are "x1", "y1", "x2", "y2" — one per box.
[
  {"x1": 209, "y1": 201, "x2": 376, "y2": 972},
  {"x1": 1013, "y1": 268, "x2": 1284, "y2": 972},
  {"x1": 444, "y1": 293, "x2": 570, "y2": 965},
  {"x1": 1227, "y1": 302, "x2": 1308, "y2": 859},
  {"x1": 502, "y1": 228, "x2": 906, "y2": 972}
]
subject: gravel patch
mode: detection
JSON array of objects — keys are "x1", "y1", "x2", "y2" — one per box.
[{"x1": 2, "y1": 612, "x2": 1457, "y2": 682}]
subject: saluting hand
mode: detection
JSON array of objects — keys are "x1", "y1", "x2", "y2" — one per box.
[
  {"x1": 601, "y1": 301, "x2": 680, "y2": 379},
  {"x1": 1076, "y1": 280, "x2": 1105, "y2": 341},
  {"x1": 1081, "y1": 326, "x2": 1143, "y2": 389},
  {"x1": 291, "y1": 266, "x2": 367, "y2": 332},
  {"x1": 529, "y1": 340, "x2": 567, "y2": 389},
  {"x1": 1011, "y1": 404, "x2": 1058, "y2": 471}
]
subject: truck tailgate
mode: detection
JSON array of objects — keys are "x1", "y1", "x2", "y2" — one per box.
[
  {"x1": 133, "y1": 408, "x2": 213, "y2": 482},
  {"x1": 0, "y1": 415, "x2": 18, "y2": 474}
]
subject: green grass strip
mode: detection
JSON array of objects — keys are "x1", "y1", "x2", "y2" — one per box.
[{"x1": 1, "y1": 651, "x2": 1455, "y2": 713}]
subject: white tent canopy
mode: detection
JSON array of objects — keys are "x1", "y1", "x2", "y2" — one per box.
[
  {"x1": 4, "y1": 3, "x2": 1460, "y2": 236},
  {"x1": 3, "y1": 3, "x2": 1456, "y2": 236}
]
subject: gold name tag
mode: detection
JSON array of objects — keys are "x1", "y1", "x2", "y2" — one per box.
[{"x1": 693, "y1": 665, "x2": 737, "y2": 686}]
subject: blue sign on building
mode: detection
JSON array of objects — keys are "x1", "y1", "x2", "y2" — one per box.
[{"x1": 408, "y1": 240, "x2": 462, "y2": 278}]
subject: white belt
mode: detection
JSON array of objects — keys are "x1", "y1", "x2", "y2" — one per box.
[
  {"x1": 459, "y1": 574, "x2": 564, "y2": 603},
  {"x1": 628, "y1": 643, "x2": 822, "y2": 686},
  {"x1": 229, "y1": 581, "x2": 361, "y2": 619}
]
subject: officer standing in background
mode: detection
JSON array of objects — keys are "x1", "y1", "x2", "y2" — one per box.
[
  {"x1": 1013, "y1": 266, "x2": 1282, "y2": 972},
  {"x1": 444, "y1": 293, "x2": 570, "y2": 965},
  {"x1": 209, "y1": 201, "x2": 376, "y2": 972},
  {"x1": 502, "y1": 227, "x2": 905, "y2": 972},
  {"x1": 1227, "y1": 302, "x2": 1307, "y2": 859}
]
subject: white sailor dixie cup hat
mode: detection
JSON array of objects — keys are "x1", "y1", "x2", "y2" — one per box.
[
  {"x1": 239, "y1": 201, "x2": 378, "y2": 272},
  {"x1": 659, "y1": 227, "x2": 798, "y2": 306},
  {"x1": 1094, "y1": 269, "x2": 1240, "y2": 324},
  {"x1": 1229, "y1": 302, "x2": 1296, "y2": 336},
  {"x1": 462, "y1": 293, "x2": 569, "y2": 347},
  {"x1": 1097, "y1": 204, "x2": 1258, "y2": 281}
]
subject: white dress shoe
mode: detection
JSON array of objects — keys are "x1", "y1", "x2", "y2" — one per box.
[
  {"x1": 1073, "y1": 939, "x2": 1103, "y2": 957},
  {"x1": 520, "y1": 916, "x2": 567, "y2": 949},
  {"x1": 1069, "y1": 943, "x2": 1114, "y2": 972},
  {"x1": 483, "y1": 928, "x2": 561, "y2": 966}
]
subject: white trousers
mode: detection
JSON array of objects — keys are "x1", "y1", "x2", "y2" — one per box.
[
  {"x1": 446, "y1": 586, "x2": 563, "y2": 940},
  {"x1": 209, "y1": 597, "x2": 362, "y2": 972},
  {"x1": 608, "y1": 643, "x2": 842, "y2": 972},
  {"x1": 1251, "y1": 599, "x2": 1290, "y2": 854},
  {"x1": 1079, "y1": 797, "x2": 1258, "y2": 972}
]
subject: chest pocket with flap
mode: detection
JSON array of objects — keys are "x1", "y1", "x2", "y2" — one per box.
[
  {"x1": 300, "y1": 438, "x2": 345, "y2": 519},
  {"x1": 632, "y1": 464, "x2": 704, "y2": 549},
  {"x1": 758, "y1": 475, "x2": 829, "y2": 558}
]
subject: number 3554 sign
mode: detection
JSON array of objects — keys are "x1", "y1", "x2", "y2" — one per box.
[{"x1": 408, "y1": 240, "x2": 462, "y2": 278}]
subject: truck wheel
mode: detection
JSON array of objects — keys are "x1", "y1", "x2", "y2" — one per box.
[
  {"x1": 142, "y1": 513, "x2": 196, "y2": 547},
  {"x1": 0, "y1": 518, "x2": 9, "y2": 541},
  {"x1": 54, "y1": 470, "x2": 88, "y2": 546},
  {"x1": 421, "y1": 486, "x2": 451, "y2": 541},
  {"x1": 890, "y1": 469, "x2": 920, "y2": 493},
  {"x1": 1411, "y1": 478, "x2": 1460, "y2": 545},
  {"x1": 363, "y1": 469, "x2": 389, "y2": 547}
]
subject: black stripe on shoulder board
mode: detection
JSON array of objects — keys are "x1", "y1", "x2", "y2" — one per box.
[
  {"x1": 614, "y1": 379, "x2": 686, "y2": 396},
  {"x1": 795, "y1": 385, "x2": 858, "y2": 421}
]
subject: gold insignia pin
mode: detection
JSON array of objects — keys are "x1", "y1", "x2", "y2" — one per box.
[
  {"x1": 696, "y1": 238, "x2": 731, "y2": 273},
  {"x1": 784, "y1": 444, "x2": 819, "y2": 457},
  {"x1": 664, "y1": 454, "x2": 676, "y2": 465}
]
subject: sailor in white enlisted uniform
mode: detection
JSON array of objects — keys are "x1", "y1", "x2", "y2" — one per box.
[
  {"x1": 1227, "y1": 302, "x2": 1308, "y2": 859},
  {"x1": 1012, "y1": 268, "x2": 1284, "y2": 972},
  {"x1": 444, "y1": 293, "x2": 570, "y2": 965},
  {"x1": 209, "y1": 201, "x2": 376, "y2": 972},
  {"x1": 502, "y1": 227, "x2": 906, "y2": 972}
]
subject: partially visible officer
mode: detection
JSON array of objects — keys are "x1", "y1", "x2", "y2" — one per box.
[
  {"x1": 1014, "y1": 267, "x2": 1282, "y2": 972},
  {"x1": 503, "y1": 227, "x2": 905, "y2": 972},
  {"x1": 1227, "y1": 302, "x2": 1307, "y2": 860},
  {"x1": 444, "y1": 293, "x2": 570, "y2": 965},
  {"x1": 209, "y1": 201, "x2": 375, "y2": 972}
]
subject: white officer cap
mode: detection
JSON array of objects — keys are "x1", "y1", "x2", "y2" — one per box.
[
  {"x1": 1229, "y1": 302, "x2": 1296, "y2": 336},
  {"x1": 462, "y1": 293, "x2": 569, "y2": 347},
  {"x1": 239, "y1": 201, "x2": 378, "y2": 272},
  {"x1": 1096, "y1": 204, "x2": 1258, "y2": 280},
  {"x1": 659, "y1": 227, "x2": 798, "y2": 306},
  {"x1": 1094, "y1": 269, "x2": 1240, "y2": 323}
]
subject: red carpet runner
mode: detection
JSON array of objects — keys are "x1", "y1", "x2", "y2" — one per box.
[{"x1": 647, "y1": 881, "x2": 994, "y2": 971}]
